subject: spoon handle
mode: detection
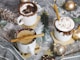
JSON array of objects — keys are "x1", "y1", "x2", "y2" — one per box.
[{"x1": 51, "y1": 4, "x2": 60, "y2": 20}]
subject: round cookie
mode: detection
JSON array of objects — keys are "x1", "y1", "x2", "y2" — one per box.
[{"x1": 17, "y1": 29, "x2": 35, "y2": 44}]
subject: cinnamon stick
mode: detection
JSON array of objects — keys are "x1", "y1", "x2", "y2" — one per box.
[{"x1": 11, "y1": 33, "x2": 44, "y2": 43}]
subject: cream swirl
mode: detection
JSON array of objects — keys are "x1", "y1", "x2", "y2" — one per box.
[
  {"x1": 19, "y1": 2, "x2": 37, "y2": 17},
  {"x1": 55, "y1": 17, "x2": 75, "y2": 32}
]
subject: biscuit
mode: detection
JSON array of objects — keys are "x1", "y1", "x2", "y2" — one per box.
[{"x1": 17, "y1": 29, "x2": 35, "y2": 44}]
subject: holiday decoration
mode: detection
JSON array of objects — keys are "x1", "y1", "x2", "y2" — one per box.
[
  {"x1": 21, "y1": 0, "x2": 30, "y2": 3},
  {"x1": 53, "y1": 43, "x2": 66, "y2": 55},
  {"x1": 73, "y1": 25, "x2": 80, "y2": 40},
  {"x1": 41, "y1": 11, "x2": 52, "y2": 42},
  {"x1": 0, "y1": 8, "x2": 18, "y2": 24},
  {"x1": 41, "y1": 11, "x2": 49, "y2": 40},
  {"x1": 41, "y1": 55, "x2": 55, "y2": 60},
  {"x1": 44, "y1": 49, "x2": 53, "y2": 56},
  {"x1": 41, "y1": 11, "x2": 49, "y2": 29},
  {"x1": 64, "y1": 0, "x2": 77, "y2": 11}
]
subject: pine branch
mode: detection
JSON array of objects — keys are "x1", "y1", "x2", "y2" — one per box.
[{"x1": 41, "y1": 11, "x2": 49, "y2": 29}]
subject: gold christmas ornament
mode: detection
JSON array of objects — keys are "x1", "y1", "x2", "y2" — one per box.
[
  {"x1": 21, "y1": 0, "x2": 30, "y2": 3},
  {"x1": 64, "y1": 0, "x2": 77, "y2": 11},
  {"x1": 73, "y1": 25, "x2": 80, "y2": 40},
  {"x1": 54, "y1": 43, "x2": 66, "y2": 55}
]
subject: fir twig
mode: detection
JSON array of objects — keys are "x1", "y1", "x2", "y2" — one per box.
[{"x1": 41, "y1": 11, "x2": 49, "y2": 29}]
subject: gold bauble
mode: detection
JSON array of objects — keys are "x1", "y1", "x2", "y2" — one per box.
[
  {"x1": 21, "y1": 0, "x2": 30, "y2": 3},
  {"x1": 54, "y1": 43, "x2": 66, "y2": 55},
  {"x1": 73, "y1": 25, "x2": 80, "y2": 40},
  {"x1": 65, "y1": 0, "x2": 77, "y2": 11}
]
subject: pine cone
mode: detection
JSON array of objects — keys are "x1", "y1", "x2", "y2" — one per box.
[{"x1": 0, "y1": 8, "x2": 19, "y2": 24}]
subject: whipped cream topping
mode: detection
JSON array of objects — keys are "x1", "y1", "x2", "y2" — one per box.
[
  {"x1": 20, "y1": 2, "x2": 37, "y2": 16},
  {"x1": 55, "y1": 17, "x2": 75, "y2": 32}
]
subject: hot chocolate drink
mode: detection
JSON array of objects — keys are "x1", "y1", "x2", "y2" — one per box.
[
  {"x1": 54, "y1": 17, "x2": 75, "y2": 41},
  {"x1": 19, "y1": 2, "x2": 37, "y2": 17},
  {"x1": 17, "y1": 2, "x2": 40, "y2": 26},
  {"x1": 16, "y1": 29, "x2": 36, "y2": 55}
]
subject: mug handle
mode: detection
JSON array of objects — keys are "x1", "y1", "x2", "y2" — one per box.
[
  {"x1": 37, "y1": 4, "x2": 42, "y2": 12},
  {"x1": 17, "y1": 15, "x2": 24, "y2": 25}
]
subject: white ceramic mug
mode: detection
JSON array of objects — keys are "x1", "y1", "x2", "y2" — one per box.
[
  {"x1": 16, "y1": 29, "x2": 37, "y2": 55},
  {"x1": 54, "y1": 29, "x2": 72, "y2": 41},
  {"x1": 54, "y1": 17, "x2": 75, "y2": 41},
  {"x1": 17, "y1": 2, "x2": 42, "y2": 26},
  {"x1": 17, "y1": 39, "x2": 36, "y2": 55},
  {"x1": 17, "y1": 14, "x2": 37, "y2": 26}
]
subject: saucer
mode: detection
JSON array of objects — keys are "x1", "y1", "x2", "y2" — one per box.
[{"x1": 50, "y1": 31, "x2": 75, "y2": 46}]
